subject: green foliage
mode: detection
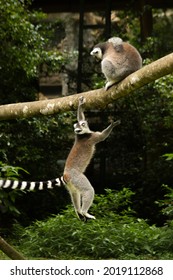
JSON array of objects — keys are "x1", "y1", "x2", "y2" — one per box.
[
  {"x1": 0, "y1": 161, "x2": 29, "y2": 180},
  {"x1": 0, "y1": 162, "x2": 28, "y2": 217},
  {"x1": 153, "y1": 9, "x2": 173, "y2": 56},
  {"x1": 0, "y1": 0, "x2": 44, "y2": 78},
  {"x1": 0, "y1": 0, "x2": 66, "y2": 103},
  {"x1": 162, "y1": 154, "x2": 173, "y2": 161},
  {"x1": 0, "y1": 113, "x2": 75, "y2": 179},
  {"x1": 92, "y1": 188, "x2": 135, "y2": 217},
  {"x1": 157, "y1": 185, "x2": 173, "y2": 220},
  {"x1": 15, "y1": 189, "x2": 173, "y2": 260},
  {"x1": 0, "y1": 251, "x2": 10, "y2": 260}
]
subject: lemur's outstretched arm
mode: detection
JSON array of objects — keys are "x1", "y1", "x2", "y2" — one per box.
[
  {"x1": 100, "y1": 119, "x2": 121, "y2": 140},
  {"x1": 94, "y1": 120, "x2": 121, "y2": 143},
  {"x1": 77, "y1": 96, "x2": 85, "y2": 122}
]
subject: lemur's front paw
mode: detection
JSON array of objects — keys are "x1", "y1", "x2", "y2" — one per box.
[
  {"x1": 79, "y1": 96, "x2": 85, "y2": 105},
  {"x1": 112, "y1": 120, "x2": 121, "y2": 127}
]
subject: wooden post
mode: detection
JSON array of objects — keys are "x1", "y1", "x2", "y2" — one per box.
[
  {"x1": 0, "y1": 235, "x2": 26, "y2": 260},
  {"x1": 139, "y1": 0, "x2": 153, "y2": 41}
]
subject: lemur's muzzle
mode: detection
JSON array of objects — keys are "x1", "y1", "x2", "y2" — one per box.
[
  {"x1": 74, "y1": 123, "x2": 82, "y2": 134},
  {"x1": 74, "y1": 128, "x2": 82, "y2": 134}
]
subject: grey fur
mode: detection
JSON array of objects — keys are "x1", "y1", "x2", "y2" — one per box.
[
  {"x1": 63, "y1": 96, "x2": 120, "y2": 220},
  {"x1": 90, "y1": 37, "x2": 142, "y2": 90}
]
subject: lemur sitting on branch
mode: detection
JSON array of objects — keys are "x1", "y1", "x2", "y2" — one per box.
[{"x1": 0, "y1": 97, "x2": 120, "y2": 220}]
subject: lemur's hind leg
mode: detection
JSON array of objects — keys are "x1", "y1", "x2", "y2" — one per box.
[
  {"x1": 66, "y1": 171, "x2": 95, "y2": 220},
  {"x1": 67, "y1": 186, "x2": 82, "y2": 218},
  {"x1": 80, "y1": 183, "x2": 95, "y2": 220}
]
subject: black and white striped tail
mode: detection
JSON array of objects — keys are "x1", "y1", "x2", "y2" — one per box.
[{"x1": 0, "y1": 176, "x2": 66, "y2": 191}]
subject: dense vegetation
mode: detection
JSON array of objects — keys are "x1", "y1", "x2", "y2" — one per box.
[
  {"x1": 8, "y1": 188, "x2": 173, "y2": 259},
  {"x1": 0, "y1": 0, "x2": 173, "y2": 259}
]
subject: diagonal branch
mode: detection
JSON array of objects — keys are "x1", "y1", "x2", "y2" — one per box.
[
  {"x1": 0, "y1": 235, "x2": 26, "y2": 260},
  {"x1": 0, "y1": 53, "x2": 173, "y2": 120}
]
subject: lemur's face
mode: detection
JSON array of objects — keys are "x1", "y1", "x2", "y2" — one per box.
[
  {"x1": 74, "y1": 121, "x2": 91, "y2": 135},
  {"x1": 90, "y1": 47, "x2": 103, "y2": 60}
]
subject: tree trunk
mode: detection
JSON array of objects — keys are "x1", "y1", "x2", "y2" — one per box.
[
  {"x1": 0, "y1": 53, "x2": 173, "y2": 120},
  {"x1": 0, "y1": 235, "x2": 26, "y2": 260}
]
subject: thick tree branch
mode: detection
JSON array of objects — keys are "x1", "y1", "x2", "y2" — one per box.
[{"x1": 0, "y1": 53, "x2": 173, "y2": 120}]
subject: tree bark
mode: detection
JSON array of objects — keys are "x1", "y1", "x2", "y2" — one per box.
[
  {"x1": 0, "y1": 53, "x2": 173, "y2": 120},
  {"x1": 0, "y1": 235, "x2": 26, "y2": 260}
]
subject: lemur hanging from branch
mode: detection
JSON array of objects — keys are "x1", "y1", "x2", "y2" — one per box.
[{"x1": 0, "y1": 97, "x2": 120, "y2": 220}]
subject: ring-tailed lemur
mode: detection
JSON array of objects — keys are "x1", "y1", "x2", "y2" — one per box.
[
  {"x1": 0, "y1": 97, "x2": 120, "y2": 220},
  {"x1": 90, "y1": 37, "x2": 142, "y2": 90}
]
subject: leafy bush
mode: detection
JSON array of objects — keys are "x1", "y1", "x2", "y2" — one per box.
[
  {"x1": 0, "y1": 0, "x2": 66, "y2": 104},
  {"x1": 157, "y1": 185, "x2": 173, "y2": 220},
  {"x1": 0, "y1": 161, "x2": 28, "y2": 180},
  {"x1": 0, "y1": 162, "x2": 28, "y2": 231},
  {"x1": 16, "y1": 189, "x2": 173, "y2": 259}
]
